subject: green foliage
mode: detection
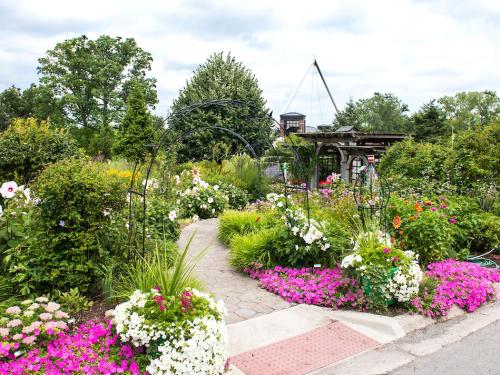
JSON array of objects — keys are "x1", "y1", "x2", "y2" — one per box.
[
  {"x1": 352, "y1": 92, "x2": 410, "y2": 133},
  {"x1": 218, "y1": 183, "x2": 249, "y2": 210},
  {"x1": 221, "y1": 154, "x2": 266, "y2": 200},
  {"x1": 38, "y1": 35, "x2": 157, "y2": 131},
  {"x1": 8, "y1": 158, "x2": 126, "y2": 296},
  {"x1": 51, "y1": 288, "x2": 94, "y2": 313},
  {"x1": 106, "y1": 237, "x2": 203, "y2": 302},
  {"x1": 332, "y1": 97, "x2": 362, "y2": 130},
  {"x1": 0, "y1": 84, "x2": 64, "y2": 131},
  {"x1": 0, "y1": 189, "x2": 33, "y2": 259},
  {"x1": 0, "y1": 118, "x2": 80, "y2": 183},
  {"x1": 447, "y1": 123, "x2": 500, "y2": 191},
  {"x1": 378, "y1": 139, "x2": 452, "y2": 193},
  {"x1": 113, "y1": 81, "x2": 155, "y2": 162},
  {"x1": 265, "y1": 134, "x2": 316, "y2": 183},
  {"x1": 409, "y1": 100, "x2": 449, "y2": 142},
  {"x1": 387, "y1": 197, "x2": 456, "y2": 266},
  {"x1": 218, "y1": 210, "x2": 275, "y2": 245},
  {"x1": 229, "y1": 227, "x2": 279, "y2": 270},
  {"x1": 438, "y1": 90, "x2": 500, "y2": 132},
  {"x1": 145, "y1": 192, "x2": 181, "y2": 243},
  {"x1": 169, "y1": 52, "x2": 274, "y2": 162}
]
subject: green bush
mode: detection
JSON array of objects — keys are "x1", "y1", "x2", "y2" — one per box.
[
  {"x1": 9, "y1": 158, "x2": 126, "y2": 296},
  {"x1": 0, "y1": 118, "x2": 80, "y2": 183},
  {"x1": 387, "y1": 197, "x2": 456, "y2": 266},
  {"x1": 145, "y1": 192, "x2": 181, "y2": 242},
  {"x1": 229, "y1": 227, "x2": 279, "y2": 269},
  {"x1": 218, "y1": 183, "x2": 249, "y2": 210},
  {"x1": 218, "y1": 210, "x2": 275, "y2": 245},
  {"x1": 378, "y1": 139, "x2": 451, "y2": 194}
]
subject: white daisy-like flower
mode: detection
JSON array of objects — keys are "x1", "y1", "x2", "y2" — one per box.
[{"x1": 168, "y1": 210, "x2": 177, "y2": 221}]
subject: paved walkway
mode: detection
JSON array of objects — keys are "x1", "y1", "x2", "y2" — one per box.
[{"x1": 178, "y1": 218, "x2": 292, "y2": 324}]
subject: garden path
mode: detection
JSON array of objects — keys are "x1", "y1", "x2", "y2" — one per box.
[{"x1": 178, "y1": 218, "x2": 292, "y2": 324}]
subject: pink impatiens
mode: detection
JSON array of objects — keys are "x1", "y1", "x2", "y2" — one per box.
[
  {"x1": 412, "y1": 260, "x2": 500, "y2": 318},
  {"x1": 245, "y1": 266, "x2": 365, "y2": 309},
  {"x1": 0, "y1": 321, "x2": 142, "y2": 374}
]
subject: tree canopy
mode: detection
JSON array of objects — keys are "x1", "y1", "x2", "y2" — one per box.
[
  {"x1": 169, "y1": 52, "x2": 274, "y2": 162},
  {"x1": 438, "y1": 90, "x2": 500, "y2": 132},
  {"x1": 409, "y1": 100, "x2": 448, "y2": 142},
  {"x1": 37, "y1": 35, "x2": 157, "y2": 131}
]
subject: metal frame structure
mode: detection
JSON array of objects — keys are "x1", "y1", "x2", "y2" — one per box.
[{"x1": 128, "y1": 99, "x2": 313, "y2": 258}]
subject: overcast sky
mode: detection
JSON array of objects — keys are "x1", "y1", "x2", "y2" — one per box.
[{"x1": 1, "y1": 0, "x2": 499, "y2": 126}]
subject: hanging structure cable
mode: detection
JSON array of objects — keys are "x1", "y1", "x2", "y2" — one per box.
[{"x1": 282, "y1": 62, "x2": 314, "y2": 114}]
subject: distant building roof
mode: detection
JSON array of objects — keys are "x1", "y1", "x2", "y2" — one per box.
[
  {"x1": 280, "y1": 112, "x2": 305, "y2": 118},
  {"x1": 305, "y1": 126, "x2": 317, "y2": 133},
  {"x1": 335, "y1": 125, "x2": 360, "y2": 132}
]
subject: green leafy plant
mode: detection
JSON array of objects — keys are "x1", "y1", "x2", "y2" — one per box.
[
  {"x1": 51, "y1": 288, "x2": 93, "y2": 313},
  {"x1": 8, "y1": 158, "x2": 126, "y2": 296},
  {"x1": 107, "y1": 235, "x2": 204, "y2": 302},
  {"x1": 218, "y1": 209, "x2": 275, "y2": 245},
  {"x1": 0, "y1": 118, "x2": 80, "y2": 184},
  {"x1": 229, "y1": 227, "x2": 279, "y2": 269}
]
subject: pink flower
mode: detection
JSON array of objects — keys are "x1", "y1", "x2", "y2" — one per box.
[
  {"x1": 5, "y1": 306, "x2": 21, "y2": 315},
  {"x1": 7, "y1": 319, "x2": 22, "y2": 328},
  {"x1": 21, "y1": 336, "x2": 36, "y2": 346},
  {"x1": 39, "y1": 313, "x2": 53, "y2": 321},
  {"x1": 383, "y1": 247, "x2": 391, "y2": 254},
  {"x1": 449, "y1": 218, "x2": 457, "y2": 224},
  {"x1": 0, "y1": 328, "x2": 10, "y2": 337},
  {"x1": 45, "y1": 302, "x2": 60, "y2": 313}
]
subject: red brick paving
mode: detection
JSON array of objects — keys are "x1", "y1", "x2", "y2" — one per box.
[{"x1": 231, "y1": 321, "x2": 379, "y2": 375}]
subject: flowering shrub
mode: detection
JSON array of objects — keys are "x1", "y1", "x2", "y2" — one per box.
[
  {"x1": 218, "y1": 182, "x2": 248, "y2": 210},
  {"x1": 388, "y1": 196, "x2": 457, "y2": 265},
  {"x1": 0, "y1": 297, "x2": 70, "y2": 359},
  {"x1": 411, "y1": 260, "x2": 500, "y2": 318},
  {"x1": 246, "y1": 266, "x2": 365, "y2": 308},
  {"x1": 178, "y1": 172, "x2": 227, "y2": 219},
  {"x1": 8, "y1": 158, "x2": 127, "y2": 296},
  {"x1": 342, "y1": 229, "x2": 423, "y2": 307},
  {"x1": 0, "y1": 181, "x2": 33, "y2": 255},
  {"x1": 112, "y1": 288, "x2": 228, "y2": 374},
  {"x1": 0, "y1": 320, "x2": 142, "y2": 374}
]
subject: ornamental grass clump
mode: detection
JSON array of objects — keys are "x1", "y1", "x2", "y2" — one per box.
[
  {"x1": 111, "y1": 287, "x2": 228, "y2": 374},
  {"x1": 411, "y1": 260, "x2": 500, "y2": 318},
  {"x1": 246, "y1": 266, "x2": 365, "y2": 309}
]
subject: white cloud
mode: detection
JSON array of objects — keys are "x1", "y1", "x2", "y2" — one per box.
[{"x1": 0, "y1": 0, "x2": 498, "y2": 126}]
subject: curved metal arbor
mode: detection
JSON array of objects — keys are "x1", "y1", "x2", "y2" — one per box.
[
  {"x1": 127, "y1": 99, "x2": 313, "y2": 258},
  {"x1": 353, "y1": 159, "x2": 390, "y2": 230}
]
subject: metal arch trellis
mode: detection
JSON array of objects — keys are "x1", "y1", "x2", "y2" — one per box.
[{"x1": 127, "y1": 99, "x2": 313, "y2": 258}]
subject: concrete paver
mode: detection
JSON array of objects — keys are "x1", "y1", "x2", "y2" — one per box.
[{"x1": 178, "y1": 218, "x2": 293, "y2": 324}]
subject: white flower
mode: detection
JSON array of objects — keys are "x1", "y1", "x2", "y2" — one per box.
[
  {"x1": 168, "y1": 210, "x2": 177, "y2": 221},
  {"x1": 213, "y1": 185, "x2": 219, "y2": 191},
  {"x1": 0, "y1": 205, "x2": 2, "y2": 217},
  {"x1": 0, "y1": 181, "x2": 18, "y2": 199},
  {"x1": 103, "y1": 208, "x2": 111, "y2": 217},
  {"x1": 207, "y1": 197, "x2": 214, "y2": 204},
  {"x1": 192, "y1": 215, "x2": 199, "y2": 222}
]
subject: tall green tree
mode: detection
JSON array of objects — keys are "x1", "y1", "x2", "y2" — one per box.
[
  {"x1": 354, "y1": 93, "x2": 410, "y2": 133},
  {"x1": 37, "y1": 35, "x2": 157, "y2": 131},
  {"x1": 113, "y1": 81, "x2": 155, "y2": 162},
  {"x1": 438, "y1": 90, "x2": 500, "y2": 132},
  {"x1": 332, "y1": 97, "x2": 362, "y2": 130},
  {"x1": 0, "y1": 84, "x2": 63, "y2": 131},
  {"x1": 410, "y1": 100, "x2": 448, "y2": 142},
  {"x1": 169, "y1": 52, "x2": 274, "y2": 162}
]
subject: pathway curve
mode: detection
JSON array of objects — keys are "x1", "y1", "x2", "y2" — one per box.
[{"x1": 178, "y1": 218, "x2": 292, "y2": 324}]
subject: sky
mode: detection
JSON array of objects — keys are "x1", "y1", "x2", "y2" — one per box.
[{"x1": 1, "y1": 0, "x2": 499, "y2": 127}]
